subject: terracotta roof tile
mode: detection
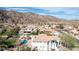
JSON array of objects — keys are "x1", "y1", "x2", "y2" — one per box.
[{"x1": 33, "y1": 34, "x2": 60, "y2": 42}]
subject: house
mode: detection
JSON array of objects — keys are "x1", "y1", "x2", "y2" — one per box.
[
  {"x1": 39, "y1": 25, "x2": 54, "y2": 34},
  {"x1": 70, "y1": 28, "x2": 79, "y2": 35},
  {"x1": 31, "y1": 34, "x2": 61, "y2": 51},
  {"x1": 64, "y1": 25, "x2": 74, "y2": 30},
  {"x1": 19, "y1": 28, "x2": 26, "y2": 35},
  {"x1": 44, "y1": 25, "x2": 49, "y2": 29},
  {"x1": 19, "y1": 25, "x2": 37, "y2": 35},
  {"x1": 75, "y1": 35, "x2": 79, "y2": 40},
  {"x1": 51, "y1": 24, "x2": 58, "y2": 29},
  {"x1": 53, "y1": 31, "x2": 60, "y2": 36}
]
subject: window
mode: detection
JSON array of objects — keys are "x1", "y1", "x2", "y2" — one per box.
[{"x1": 52, "y1": 41, "x2": 55, "y2": 43}]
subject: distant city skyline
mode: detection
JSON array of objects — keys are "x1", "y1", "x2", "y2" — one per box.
[{"x1": 0, "y1": 7, "x2": 79, "y2": 20}]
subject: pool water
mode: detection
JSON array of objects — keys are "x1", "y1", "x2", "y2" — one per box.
[{"x1": 20, "y1": 40, "x2": 28, "y2": 45}]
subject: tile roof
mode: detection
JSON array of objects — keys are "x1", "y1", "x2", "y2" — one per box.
[{"x1": 33, "y1": 34, "x2": 60, "y2": 42}]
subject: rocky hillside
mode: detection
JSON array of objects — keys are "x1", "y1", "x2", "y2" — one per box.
[
  {"x1": 0, "y1": 10, "x2": 79, "y2": 26},
  {"x1": 0, "y1": 10, "x2": 61, "y2": 25}
]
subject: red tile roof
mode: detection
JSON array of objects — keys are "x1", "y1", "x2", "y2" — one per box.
[{"x1": 33, "y1": 34, "x2": 60, "y2": 42}]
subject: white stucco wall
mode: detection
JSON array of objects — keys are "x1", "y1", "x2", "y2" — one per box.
[
  {"x1": 32, "y1": 41, "x2": 60, "y2": 51},
  {"x1": 32, "y1": 41, "x2": 48, "y2": 51},
  {"x1": 31, "y1": 36, "x2": 60, "y2": 51}
]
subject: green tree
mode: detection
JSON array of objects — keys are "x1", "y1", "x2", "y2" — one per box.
[
  {"x1": 31, "y1": 29, "x2": 39, "y2": 35},
  {"x1": 4, "y1": 39, "x2": 17, "y2": 48},
  {"x1": 59, "y1": 24, "x2": 64, "y2": 29},
  {"x1": 61, "y1": 32, "x2": 79, "y2": 49},
  {"x1": 3, "y1": 27, "x2": 20, "y2": 37}
]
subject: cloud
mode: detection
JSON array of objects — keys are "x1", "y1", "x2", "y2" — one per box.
[
  {"x1": 37, "y1": 7, "x2": 79, "y2": 19},
  {"x1": 37, "y1": 7, "x2": 79, "y2": 15},
  {"x1": 4, "y1": 7, "x2": 30, "y2": 12}
]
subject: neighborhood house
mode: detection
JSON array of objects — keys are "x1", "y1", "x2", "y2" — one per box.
[{"x1": 31, "y1": 34, "x2": 61, "y2": 51}]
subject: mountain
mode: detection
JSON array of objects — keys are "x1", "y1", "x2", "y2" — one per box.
[{"x1": 0, "y1": 10, "x2": 79, "y2": 26}]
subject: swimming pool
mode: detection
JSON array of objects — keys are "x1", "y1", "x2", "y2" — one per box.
[{"x1": 20, "y1": 40, "x2": 28, "y2": 45}]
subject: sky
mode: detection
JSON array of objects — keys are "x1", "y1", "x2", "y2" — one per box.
[{"x1": 0, "y1": 7, "x2": 79, "y2": 20}]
